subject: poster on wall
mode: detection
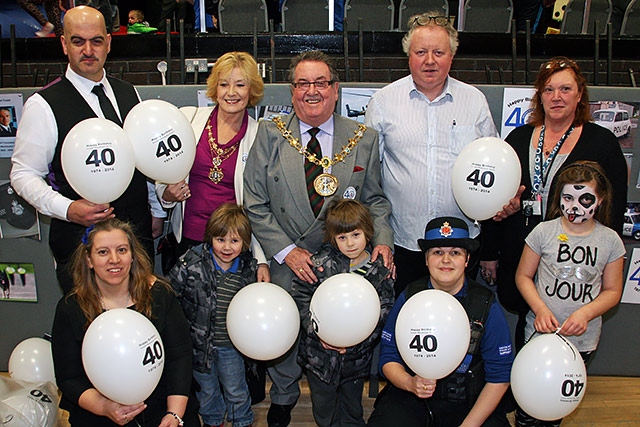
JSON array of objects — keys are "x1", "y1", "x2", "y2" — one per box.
[
  {"x1": 622, "y1": 247, "x2": 640, "y2": 304},
  {"x1": 0, "y1": 93, "x2": 24, "y2": 158},
  {"x1": 0, "y1": 262, "x2": 37, "y2": 302},
  {"x1": 0, "y1": 181, "x2": 40, "y2": 239},
  {"x1": 500, "y1": 87, "x2": 534, "y2": 139}
]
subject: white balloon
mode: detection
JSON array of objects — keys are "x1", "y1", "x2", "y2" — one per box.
[
  {"x1": 452, "y1": 137, "x2": 521, "y2": 221},
  {"x1": 8, "y1": 338, "x2": 56, "y2": 386},
  {"x1": 511, "y1": 333, "x2": 587, "y2": 421},
  {"x1": 227, "y1": 282, "x2": 300, "y2": 361},
  {"x1": 0, "y1": 380, "x2": 58, "y2": 427},
  {"x1": 61, "y1": 118, "x2": 135, "y2": 204},
  {"x1": 395, "y1": 289, "x2": 470, "y2": 379},
  {"x1": 123, "y1": 99, "x2": 196, "y2": 184},
  {"x1": 309, "y1": 273, "x2": 381, "y2": 348},
  {"x1": 82, "y1": 309, "x2": 164, "y2": 405}
]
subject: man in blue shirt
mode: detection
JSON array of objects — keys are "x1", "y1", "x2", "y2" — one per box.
[{"x1": 368, "y1": 217, "x2": 514, "y2": 427}]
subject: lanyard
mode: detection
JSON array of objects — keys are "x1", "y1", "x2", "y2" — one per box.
[{"x1": 532, "y1": 124, "x2": 574, "y2": 195}]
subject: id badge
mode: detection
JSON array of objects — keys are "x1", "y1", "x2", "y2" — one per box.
[{"x1": 522, "y1": 199, "x2": 542, "y2": 217}]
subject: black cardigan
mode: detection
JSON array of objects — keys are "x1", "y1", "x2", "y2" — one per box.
[{"x1": 51, "y1": 283, "x2": 193, "y2": 426}]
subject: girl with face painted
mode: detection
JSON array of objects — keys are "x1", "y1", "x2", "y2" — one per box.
[{"x1": 514, "y1": 161, "x2": 625, "y2": 427}]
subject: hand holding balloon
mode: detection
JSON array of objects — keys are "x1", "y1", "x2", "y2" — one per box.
[
  {"x1": 409, "y1": 375, "x2": 436, "y2": 399},
  {"x1": 533, "y1": 306, "x2": 560, "y2": 333},
  {"x1": 80, "y1": 391, "x2": 145, "y2": 426},
  {"x1": 558, "y1": 309, "x2": 589, "y2": 336},
  {"x1": 67, "y1": 199, "x2": 114, "y2": 227},
  {"x1": 161, "y1": 180, "x2": 191, "y2": 203},
  {"x1": 492, "y1": 185, "x2": 526, "y2": 221},
  {"x1": 319, "y1": 339, "x2": 346, "y2": 355}
]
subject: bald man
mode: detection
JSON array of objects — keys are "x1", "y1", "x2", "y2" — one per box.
[{"x1": 10, "y1": 6, "x2": 164, "y2": 294}]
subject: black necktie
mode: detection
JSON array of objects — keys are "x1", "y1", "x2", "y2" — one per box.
[
  {"x1": 305, "y1": 127, "x2": 324, "y2": 217},
  {"x1": 91, "y1": 84, "x2": 122, "y2": 126}
]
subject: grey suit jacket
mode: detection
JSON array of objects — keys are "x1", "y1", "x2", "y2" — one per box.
[{"x1": 244, "y1": 112, "x2": 393, "y2": 291}]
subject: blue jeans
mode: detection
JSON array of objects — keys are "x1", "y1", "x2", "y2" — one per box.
[{"x1": 193, "y1": 346, "x2": 253, "y2": 427}]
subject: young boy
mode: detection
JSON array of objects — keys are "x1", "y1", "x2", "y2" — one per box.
[
  {"x1": 169, "y1": 203, "x2": 256, "y2": 427},
  {"x1": 127, "y1": 9, "x2": 158, "y2": 34},
  {"x1": 291, "y1": 198, "x2": 395, "y2": 427}
]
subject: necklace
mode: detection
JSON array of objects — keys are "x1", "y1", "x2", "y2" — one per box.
[
  {"x1": 100, "y1": 292, "x2": 131, "y2": 311},
  {"x1": 273, "y1": 116, "x2": 366, "y2": 197},
  {"x1": 207, "y1": 117, "x2": 239, "y2": 184}
]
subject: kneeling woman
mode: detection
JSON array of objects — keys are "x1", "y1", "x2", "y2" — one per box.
[
  {"x1": 52, "y1": 219, "x2": 195, "y2": 426},
  {"x1": 368, "y1": 217, "x2": 514, "y2": 427}
]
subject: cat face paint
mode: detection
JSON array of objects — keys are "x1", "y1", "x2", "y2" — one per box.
[{"x1": 560, "y1": 183, "x2": 600, "y2": 223}]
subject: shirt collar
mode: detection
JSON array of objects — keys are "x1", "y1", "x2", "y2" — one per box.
[
  {"x1": 210, "y1": 247, "x2": 241, "y2": 273},
  {"x1": 409, "y1": 75, "x2": 453, "y2": 103},
  {"x1": 299, "y1": 115, "x2": 335, "y2": 138},
  {"x1": 65, "y1": 64, "x2": 109, "y2": 97}
]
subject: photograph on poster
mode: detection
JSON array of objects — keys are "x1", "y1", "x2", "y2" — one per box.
[
  {"x1": 0, "y1": 93, "x2": 24, "y2": 158},
  {"x1": 340, "y1": 88, "x2": 380, "y2": 124},
  {"x1": 0, "y1": 263, "x2": 36, "y2": 302},
  {"x1": 0, "y1": 181, "x2": 40, "y2": 239},
  {"x1": 256, "y1": 105, "x2": 293, "y2": 121},
  {"x1": 590, "y1": 100, "x2": 636, "y2": 150}
]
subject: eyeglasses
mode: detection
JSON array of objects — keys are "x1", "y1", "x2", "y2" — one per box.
[
  {"x1": 411, "y1": 15, "x2": 454, "y2": 27},
  {"x1": 540, "y1": 58, "x2": 578, "y2": 70},
  {"x1": 554, "y1": 265, "x2": 599, "y2": 283},
  {"x1": 291, "y1": 80, "x2": 334, "y2": 90}
]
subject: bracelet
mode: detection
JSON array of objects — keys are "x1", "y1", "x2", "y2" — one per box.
[{"x1": 166, "y1": 411, "x2": 184, "y2": 426}]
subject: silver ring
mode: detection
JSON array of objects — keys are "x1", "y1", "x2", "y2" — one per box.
[{"x1": 183, "y1": 192, "x2": 187, "y2": 198}]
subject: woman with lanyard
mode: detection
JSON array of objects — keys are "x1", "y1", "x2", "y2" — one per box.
[{"x1": 479, "y1": 56, "x2": 627, "y2": 351}]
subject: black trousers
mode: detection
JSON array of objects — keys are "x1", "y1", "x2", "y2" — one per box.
[{"x1": 367, "y1": 384, "x2": 510, "y2": 427}]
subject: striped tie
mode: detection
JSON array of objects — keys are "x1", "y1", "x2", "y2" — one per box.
[{"x1": 305, "y1": 127, "x2": 324, "y2": 217}]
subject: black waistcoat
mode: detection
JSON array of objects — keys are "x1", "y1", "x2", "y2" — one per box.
[{"x1": 38, "y1": 76, "x2": 152, "y2": 264}]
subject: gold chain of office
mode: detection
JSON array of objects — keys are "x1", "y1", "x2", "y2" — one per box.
[{"x1": 272, "y1": 116, "x2": 367, "y2": 169}]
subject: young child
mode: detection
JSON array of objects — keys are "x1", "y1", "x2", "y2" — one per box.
[
  {"x1": 169, "y1": 203, "x2": 256, "y2": 427},
  {"x1": 127, "y1": 9, "x2": 158, "y2": 34},
  {"x1": 291, "y1": 198, "x2": 395, "y2": 427},
  {"x1": 515, "y1": 161, "x2": 625, "y2": 427}
]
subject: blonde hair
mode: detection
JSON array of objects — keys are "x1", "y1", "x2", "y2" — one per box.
[
  {"x1": 402, "y1": 11, "x2": 459, "y2": 56},
  {"x1": 129, "y1": 9, "x2": 144, "y2": 22},
  {"x1": 205, "y1": 52, "x2": 264, "y2": 107}
]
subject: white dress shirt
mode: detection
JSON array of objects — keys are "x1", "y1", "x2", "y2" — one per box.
[
  {"x1": 365, "y1": 75, "x2": 498, "y2": 250},
  {"x1": 10, "y1": 65, "x2": 164, "y2": 220}
]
